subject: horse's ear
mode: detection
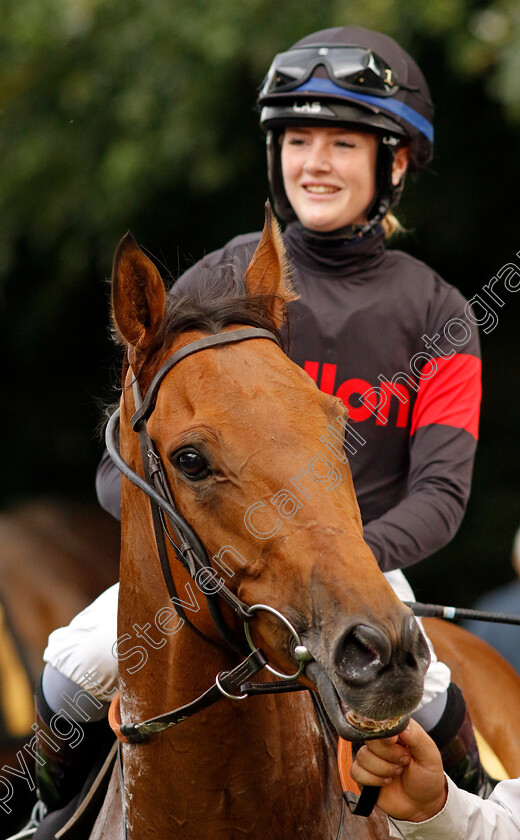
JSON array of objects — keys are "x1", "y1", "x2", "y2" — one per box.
[
  {"x1": 244, "y1": 201, "x2": 297, "y2": 327},
  {"x1": 111, "y1": 232, "x2": 166, "y2": 352}
]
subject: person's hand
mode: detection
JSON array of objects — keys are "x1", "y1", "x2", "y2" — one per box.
[{"x1": 350, "y1": 719, "x2": 448, "y2": 822}]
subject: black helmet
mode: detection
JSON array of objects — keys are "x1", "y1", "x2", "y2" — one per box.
[{"x1": 258, "y1": 26, "x2": 434, "y2": 227}]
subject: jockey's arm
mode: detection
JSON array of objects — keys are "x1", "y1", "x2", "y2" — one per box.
[{"x1": 363, "y1": 290, "x2": 481, "y2": 573}]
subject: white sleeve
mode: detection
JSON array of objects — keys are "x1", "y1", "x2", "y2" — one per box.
[{"x1": 388, "y1": 776, "x2": 520, "y2": 840}]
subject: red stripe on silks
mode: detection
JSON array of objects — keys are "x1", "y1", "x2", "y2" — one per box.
[
  {"x1": 410, "y1": 354, "x2": 482, "y2": 439},
  {"x1": 304, "y1": 360, "x2": 319, "y2": 385}
]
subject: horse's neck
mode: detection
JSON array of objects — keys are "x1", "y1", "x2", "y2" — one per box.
[{"x1": 119, "y1": 600, "x2": 340, "y2": 839}]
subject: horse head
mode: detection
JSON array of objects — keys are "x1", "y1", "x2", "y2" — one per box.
[{"x1": 111, "y1": 204, "x2": 430, "y2": 746}]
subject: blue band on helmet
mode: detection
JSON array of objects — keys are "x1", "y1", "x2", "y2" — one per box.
[{"x1": 292, "y1": 78, "x2": 433, "y2": 143}]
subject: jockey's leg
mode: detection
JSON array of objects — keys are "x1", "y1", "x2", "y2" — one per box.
[
  {"x1": 43, "y1": 583, "x2": 119, "y2": 703},
  {"x1": 33, "y1": 669, "x2": 113, "y2": 814},
  {"x1": 384, "y1": 570, "x2": 496, "y2": 798},
  {"x1": 32, "y1": 584, "x2": 119, "y2": 815}
]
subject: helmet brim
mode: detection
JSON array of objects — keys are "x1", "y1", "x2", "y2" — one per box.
[{"x1": 260, "y1": 101, "x2": 408, "y2": 139}]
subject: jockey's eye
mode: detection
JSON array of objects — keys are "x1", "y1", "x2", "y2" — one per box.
[{"x1": 172, "y1": 448, "x2": 212, "y2": 481}]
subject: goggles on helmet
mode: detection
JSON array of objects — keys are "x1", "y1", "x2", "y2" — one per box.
[{"x1": 260, "y1": 45, "x2": 418, "y2": 100}]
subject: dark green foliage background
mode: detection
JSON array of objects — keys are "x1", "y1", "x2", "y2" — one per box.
[{"x1": 3, "y1": 0, "x2": 519, "y2": 607}]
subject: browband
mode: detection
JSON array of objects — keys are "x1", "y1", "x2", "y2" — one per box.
[{"x1": 131, "y1": 327, "x2": 280, "y2": 430}]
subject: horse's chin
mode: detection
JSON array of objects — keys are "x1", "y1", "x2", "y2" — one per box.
[{"x1": 306, "y1": 660, "x2": 412, "y2": 741}]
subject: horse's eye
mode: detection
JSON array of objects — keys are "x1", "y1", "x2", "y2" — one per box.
[{"x1": 172, "y1": 448, "x2": 212, "y2": 481}]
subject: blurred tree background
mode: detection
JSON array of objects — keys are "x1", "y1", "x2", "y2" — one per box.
[{"x1": 2, "y1": 0, "x2": 520, "y2": 607}]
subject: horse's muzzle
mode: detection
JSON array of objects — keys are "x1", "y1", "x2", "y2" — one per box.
[
  {"x1": 305, "y1": 612, "x2": 430, "y2": 740},
  {"x1": 332, "y1": 614, "x2": 424, "y2": 686}
]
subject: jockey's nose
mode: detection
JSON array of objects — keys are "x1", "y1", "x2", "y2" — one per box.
[{"x1": 303, "y1": 140, "x2": 332, "y2": 174}]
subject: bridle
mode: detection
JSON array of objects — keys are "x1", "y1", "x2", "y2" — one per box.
[
  {"x1": 105, "y1": 324, "x2": 371, "y2": 828},
  {"x1": 106, "y1": 327, "x2": 314, "y2": 742}
]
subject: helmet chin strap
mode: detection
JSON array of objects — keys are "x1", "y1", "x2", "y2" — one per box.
[{"x1": 365, "y1": 133, "x2": 403, "y2": 227}]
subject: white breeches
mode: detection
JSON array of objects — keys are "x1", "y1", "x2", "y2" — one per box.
[{"x1": 44, "y1": 583, "x2": 119, "y2": 699}]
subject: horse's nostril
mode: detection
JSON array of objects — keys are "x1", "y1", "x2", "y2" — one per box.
[
  {"x1": 402, "y1": 615, "x2": 419, "y2": 650},
  {"x1": 333, "y1": 624, "x2": 392, "y2": 685},
  {"x1": 398, "y1": 614, "x2": 430, "y2": 671}
]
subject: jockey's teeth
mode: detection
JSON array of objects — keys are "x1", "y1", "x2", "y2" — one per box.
[{"x1": 305, "y1": 185, "x2": 338, "y2": 194}]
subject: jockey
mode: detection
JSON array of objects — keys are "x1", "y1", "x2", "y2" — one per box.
[{"x1": 29, "y1": 25, "x2": 489, "y2": 828}]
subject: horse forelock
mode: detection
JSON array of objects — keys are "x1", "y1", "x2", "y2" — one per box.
[
  {"x1": 159, "y1": 291, "x2": 285, "y2": 348},
  {"x1": 131, "y1": 265, "x2": 288, "y2": 384},
  {"x1": 160, "y1": 261, "x2": 287, "y2": 346}
]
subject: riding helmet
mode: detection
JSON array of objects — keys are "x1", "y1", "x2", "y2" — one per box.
[{"x1": 257, "y1": 26, "x2": 434, "y2": 227}]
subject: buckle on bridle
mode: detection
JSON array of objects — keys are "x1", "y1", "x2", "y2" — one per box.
[{"x1": 147, "y1": 449, "x2": 162, "y2": 476}]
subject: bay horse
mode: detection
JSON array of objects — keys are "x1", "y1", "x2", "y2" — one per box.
[{"x1": 92, "y1": 205, "x2": 431, "y2": 839}]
